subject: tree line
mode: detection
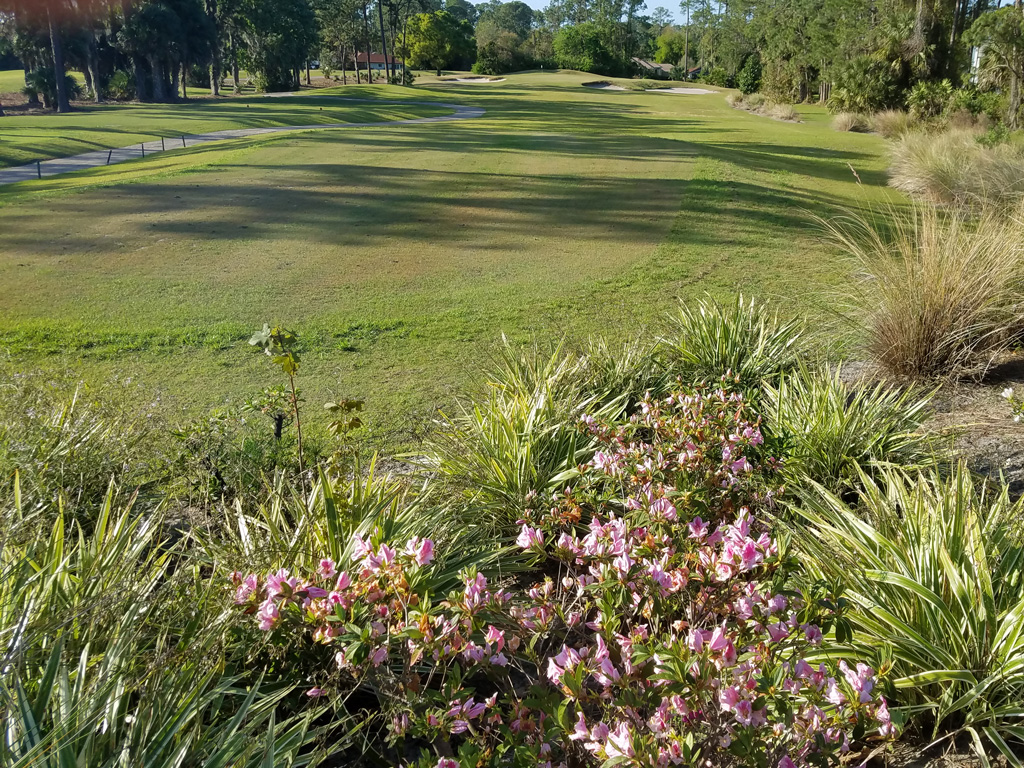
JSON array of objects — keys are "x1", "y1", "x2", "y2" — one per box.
[{"x1": 2, "y1": 0, "x2": 1021, "y2": 125}]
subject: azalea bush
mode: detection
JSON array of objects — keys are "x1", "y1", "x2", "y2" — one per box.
[{"x1": 234, "y1": 384, "x2": 892, "y2": 767}]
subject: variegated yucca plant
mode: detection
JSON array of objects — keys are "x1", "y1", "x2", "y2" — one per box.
[{"x1": 792, "y1": 466, "x2": 1024, "y2": 766}]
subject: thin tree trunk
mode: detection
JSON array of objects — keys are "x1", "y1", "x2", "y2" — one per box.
[
  {"x1": 342, "y1": 45, "x2": 348, "y2": 84},
  {"x1": 210, "y1": 61, "x2": 221, "y2": 95},
  {"x1": 230, "y1": 31, "x2": 240, "y2": 92},
  {"x1": 0, "y1": 100, "x2": 5, "y2": 116},
  {"x1": 306, "y1": 61, "x2": 311, "y2": 84},
  {"x1": 24, "y1": 63, "x2": 40, "y2": 105},
  {"x1": 89, "y1": 32, "x2": 103, "y2": 102},
  {"x1": 83, "y1": 61, "x2": 94, "y2": 99},
  {"x1": 376, "y1": 0, "x2": 391, "y2": 81},
  {"x1": 181, "y1": 62, "x2": 188, "y2": 98},
  {"x1": 362, "y1": 1, "x2": 373, "y2": 82},
  {"x1": 47, "y1": 4, "x2": 72, "y2": 113}
]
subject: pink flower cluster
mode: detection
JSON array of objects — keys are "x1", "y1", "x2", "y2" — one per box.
[{"x1": 231, "y1": 385, "x2": 892, "y2": 768}]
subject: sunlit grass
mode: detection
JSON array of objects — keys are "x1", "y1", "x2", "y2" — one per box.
[{"x1": 0, "y1": 70, "x2": 900, "y2": 447}]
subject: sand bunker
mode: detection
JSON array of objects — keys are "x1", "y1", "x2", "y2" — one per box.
[
  {"x1": 583, "y1": 82, "x2": 627, "y2": 90},
  {"x1": 648, "y1": 87, "x2": 717, "y2": 94}
]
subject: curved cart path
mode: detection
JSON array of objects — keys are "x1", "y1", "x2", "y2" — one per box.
[{"x1": 0, "y1": 96, "x2": 485, "y2": 187}]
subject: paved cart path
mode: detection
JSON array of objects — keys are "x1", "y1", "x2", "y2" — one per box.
[{"x1": 0, "y1": 96, "x2": 485, "y2": 187}]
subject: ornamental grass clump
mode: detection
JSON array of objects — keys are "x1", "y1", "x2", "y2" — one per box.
[
  {"x1": 763, "y1": 365, "x2": 941, "y2": 492},
  {"x1": 832, "y1": 112, "x2": 870, "y2": 132},
  {"x1": 234, "y1": 384, "x2": 892, "y2": 768},
  {"x1": 792, "y1": 466, "x2": 1024, "y2": 763},
  {"x1": 870, "y1": 109, "x2": 914, "y2": 139},
  {"x1": 889, "y1": 128, "x2": 1024, "y2": 209},
  {"x1": 0, "y1": 484, "x2": 328, "y2": 767},
  {"x1": 821, "y1": 205, "x2": 1024, "y2": 378},
  {"x1": 660, "y1": 294, "x2": 805, "y2": 393}
]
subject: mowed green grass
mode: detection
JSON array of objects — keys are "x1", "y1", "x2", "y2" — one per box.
[
  {"x1": 0, "y1": 68, "x2": 86, "y2": 97},
  {"x1": 0, "y1": 84, "x2": 450, "y2": 167},
  {"x1": 0, "y1": 71, "x2": 899, "y2": 445}
]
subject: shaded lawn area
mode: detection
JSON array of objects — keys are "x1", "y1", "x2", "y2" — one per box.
[
  {"x1": 0, "y1": 91, "x2": 452, "y2": 168},
  {"x1": 0, "y1": 71, "x2": 899, "y2": 447}
]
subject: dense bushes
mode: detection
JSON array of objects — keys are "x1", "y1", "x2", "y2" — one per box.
[
  {"x1": 793, "y1": 467, "x2": 1024, "y2": 759},
  {"x1": 737, "y1": 54, "x2": 762, "y2": 95},
  {"x1": 6, "y1": 292, "x2": 1024, "y2": 765},
  {"x1": 827, "y1": 56, "x2": 899, "y2": 114}
]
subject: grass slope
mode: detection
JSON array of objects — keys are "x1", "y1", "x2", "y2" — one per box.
[
  {"x1": 0, "y1": 71, "x2": 899, "y2": 446},
  {"x1": 0, "y1": 89, "x2": 450, "y2": 168}
]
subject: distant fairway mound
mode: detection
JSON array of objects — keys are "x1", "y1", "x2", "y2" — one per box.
[{"x1": 583, "y1": 81, "x2": 627, "y2": 90}]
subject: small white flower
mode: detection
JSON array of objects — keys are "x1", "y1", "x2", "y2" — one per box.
[
  {"x1": 1014, "y1": 414, "x2": 1021, "y2": 423},
  {"x1": 1003, "y1": 388, "x2": 1015, "y2": 400}
]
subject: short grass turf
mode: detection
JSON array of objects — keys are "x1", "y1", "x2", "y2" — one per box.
[
  {"x1": 0, "y1": 71, "x2": 901, "y2": 446},
  {"x1": 0, "y1": 87, "x2": 451, "y2": 168}
]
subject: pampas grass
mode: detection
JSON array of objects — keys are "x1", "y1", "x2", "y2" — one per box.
[
  {"x1": 889, "y1": 129, "x2": 1024, "y2": 209},
  {"x1": 833, "y1": 112, "x2": 870, "y2": 132},
  {"x1": 870, "y1": 109, "x2": 914, "y2": 139},
  {"x1": 726, "y1": 92, "x2": 799, "y2": 122},
  {"x1": 820, "y1": 204, "x2": 1024, "y2": 378}
]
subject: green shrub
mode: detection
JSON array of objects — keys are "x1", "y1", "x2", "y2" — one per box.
[
  {"x1": 792, "y1": 466, "x2": 1024, "y2": 762},
  {"x1": 0, "y1": 492, "x2": 328, "y2": 767},
  {"x1": 737, "y1": 54, "x2": 761, "y2": 94},
  {"x1": 422, "y1": 340, "x2": 617, "y2": 532},
  {"x1": 701, "y1": 65, "x2": 732, "y2": 87},
  {"x1": 827, "y1": 55, "x2": 899, "y2": 113},
  {"x1": 104, "y1": 69, "x2": 136, "y2": 100},
  {"x1": 820, "y1": 205, "x2": 1024, "y2": 378},
  {"x1": 947, "y1": 85, "x2": 1006, "y2": 124},
  {"x1": 906, "y1": 79, "x2": 955, "y2": 119},
  {"x1": 23, "y1": 67, "x2": 84, "y2": 108},
  {"x1": 766, "y1": 102, "x2": 799, "y2": 121},
  {"x1": 659, "y1": 294, "x2": 804, "y2": 393},
  {"x1": 0, "y1": 372, "x2": 162, "y2": 522},
  {"x1": 745, "y1": 91, "x2": 766, "y2": 108},
  {"x1": 763, "y1": 365, "x2": 939, "y2": 491}
]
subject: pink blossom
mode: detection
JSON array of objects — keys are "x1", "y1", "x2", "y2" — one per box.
[
  {"x1": 606, "y1": 722, "x2": 635, "y2": 759},
  {"x1": 234, "y1": 574, "x2": 259, "y2": 604},
  {"x1": 334, "y1": 571, "x2": 351, "y2": 590},
  {"x1": 265, "y1": 569, "x2": 297, "y2": 599},
  {"x1": 839, "y1": 660, "x2": 875, "y2": 703},
  {"x1": 305, "y1": 687, "x2": 325, "y2": 698},
  {"x1": 876, "y1": 698, "x2": 893, "y2": 736},
  {"x1": 516, "y1": 524, "x2": 544, "y2": 550},
  {"x1": 317, "y1": 559, "x2": 336, "y2": 579},
  {"x1": 485, "y1": 625, "x2": 505, "y2": 652},
  {"x1": 688, "y1": 516, "x2": 709, "y2": 539},
  {"x1": 257, "y1": 599, "x2": 279, "y2": 631},
  {"x1": 778, "y1": 757, "x2": 797, "y2": 768},
  {"x1": 351, "y1": 534, "x2": 372, "y2": 559},
  {"x1": 369, "y1": 645, "x2": 388, "y2": 667},
  {"x1": 804, "y1": 624, "x2": 823, "y2": 645},
  {"x1": 569, "y1": 711, "x2": 589, "y2": 741},
  {"x1": 650, "y1": 497, "x2": 678, "y2": 521}
]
